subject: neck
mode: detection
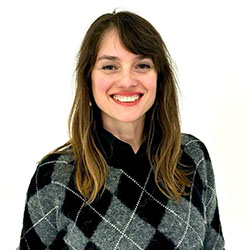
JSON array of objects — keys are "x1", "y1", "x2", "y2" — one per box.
[{"x1": 102, "y1": 118, "x2": 145, "y2": 154}]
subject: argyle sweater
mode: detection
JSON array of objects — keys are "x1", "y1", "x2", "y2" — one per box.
[{"x1": 19, "y1": 132, "x2": 225, "y2": 249}]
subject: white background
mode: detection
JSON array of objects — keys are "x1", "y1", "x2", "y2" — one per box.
[{"x1": 0, "y1": 0, "x2": 249, "y2": 249}]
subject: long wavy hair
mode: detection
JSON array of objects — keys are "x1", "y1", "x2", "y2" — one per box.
[{"x1": 50, "y1": 10, "x2": 191, "y2": 203}]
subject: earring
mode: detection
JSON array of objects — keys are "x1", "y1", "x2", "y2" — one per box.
[{"x1": 89, "y1": 101, "x2": 93, "y2": 124}]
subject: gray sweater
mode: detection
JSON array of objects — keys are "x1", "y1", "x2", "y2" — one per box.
[{"x1": 19, "y1": 133, "x2": 225, "y2": 249}]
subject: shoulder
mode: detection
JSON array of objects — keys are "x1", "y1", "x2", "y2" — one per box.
[
  {"x1": 180, "y1": 133, "x2": 214, "y2": 185},
  {"x1": 26, "y1": 153, "x2": 75, "y2": 202},
  {"x1": 38, "y1": 153, "x2": 75, "y2": 182},
  {"x1": 181, "y1": 133, "x2": 211, "y2": 163},
  {"x1": 21, "y1": 153, "x2": 76, "y2": 247}
]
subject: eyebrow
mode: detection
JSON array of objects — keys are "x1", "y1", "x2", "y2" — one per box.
[
  {"x1": 96, "y1": 55, "x2": 150, "y2": 62},
  {"x1": 97, "y1": 55, "x2": 119, "y2": 61}
]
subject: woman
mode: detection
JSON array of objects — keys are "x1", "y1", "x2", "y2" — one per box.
[{"x1": 19, "y1": 11, "x2": 225, "y2": 249}]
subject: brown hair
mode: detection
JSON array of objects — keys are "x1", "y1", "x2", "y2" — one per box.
[{"x1": 50, "y1": 10, "x2": 191, "y2": 203}]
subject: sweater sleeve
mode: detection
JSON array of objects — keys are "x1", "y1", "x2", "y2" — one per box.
[
  {"x1": 203, "y1": 154, "x2": 225, "y2": 249},
  {"x1": 18, "y1": 158, "x2": 63, "y2": 250},
  {"x1": 182, "y1": 134, "x2": 225, "y2": 249},
  {"x1": 196, "y1": 139, "x2": 225, "y2": 249}
]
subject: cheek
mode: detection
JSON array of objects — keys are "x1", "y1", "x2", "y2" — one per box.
[
  {"x1": 92, "y1": 74, "x2": 112, "y2": 98},
  {"x1": 145, "y1": 74, "x2": 157, "y2": 96}
]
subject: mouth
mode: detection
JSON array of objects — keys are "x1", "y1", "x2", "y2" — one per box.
[{"x1": 111, "y1": 94, "x2": 142, "y2": 103}]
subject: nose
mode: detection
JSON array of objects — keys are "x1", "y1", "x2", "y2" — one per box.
[{"x1": 116, "y1": 68, "x2": 138, "y2": 88}]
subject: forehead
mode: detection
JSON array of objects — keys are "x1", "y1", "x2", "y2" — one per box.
[
  {"x1": 97, "y1": 29, "x2": 124, "y2": 54},
  {"x1": 95, "y1": 28, "x2": 154, "y2": 64}
]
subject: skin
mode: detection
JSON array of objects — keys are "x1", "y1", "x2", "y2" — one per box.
[{"x1": 91, "y1": 29, "x2": 157, "y2": 153}]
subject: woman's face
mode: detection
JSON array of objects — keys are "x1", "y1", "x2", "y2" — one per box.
[{"x1": 91, "y1": 29, "x2": 157, "y2": 127}]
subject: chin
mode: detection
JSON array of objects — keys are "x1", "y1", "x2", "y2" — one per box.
[{"x1": 115, "y1": 115, "x2": 144, "y2": 124}]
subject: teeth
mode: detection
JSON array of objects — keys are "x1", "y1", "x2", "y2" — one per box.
[{"x1": 113, "y1": 95, "x2": 140, "y2": 102}]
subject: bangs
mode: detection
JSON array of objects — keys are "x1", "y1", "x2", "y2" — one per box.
[
  {"x1": 84, "y1": 11, "x2": 169, "y2": 78},
  {"x1": 111, "y1": 12, "x2": 165, "y2": 72}
]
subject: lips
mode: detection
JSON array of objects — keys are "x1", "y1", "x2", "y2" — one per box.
[
  {"x1": 110, "y1": 93, "x2": 143, "y2": 104},
  {"x1": 112, "y1": 94, "x2": 140, "y2": 102}
]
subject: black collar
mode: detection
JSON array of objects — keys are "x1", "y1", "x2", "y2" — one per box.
[{"x1": 95, "y1": 128, "x2": 148, "y2": 169}]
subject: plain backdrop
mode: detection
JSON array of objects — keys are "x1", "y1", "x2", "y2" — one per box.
[{"x1": 0, "y1": 0, "x2": 249, "y2": 249}]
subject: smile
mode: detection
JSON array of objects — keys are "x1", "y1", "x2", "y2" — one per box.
[{"x1": 112, "y1": 94, "x2": 141, "y2": 103}]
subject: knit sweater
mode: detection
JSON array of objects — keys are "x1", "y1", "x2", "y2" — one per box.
[{"x1": 19, "y1": 132, "x2": 225, "y2": 250}]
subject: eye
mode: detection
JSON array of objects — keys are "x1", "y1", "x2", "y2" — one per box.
[
  {"x1": 136, "y1": 63, "x2": 151, "y2": 69},
  {"x1": 135, "y1": 62, "x2": 152, "y2": 72},
  {"x1": 102, "y1": 65, "x2": 118, "y2": 70}
]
